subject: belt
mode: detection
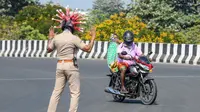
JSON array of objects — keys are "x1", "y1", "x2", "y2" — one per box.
[{"x1": 57, "y1": 59, "x2": 73, "y2": 63}]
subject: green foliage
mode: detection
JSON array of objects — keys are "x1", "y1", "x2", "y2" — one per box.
[
  {"x1": 92, "y1": 0, "x2": 125, "y2": 16},
  {"x1": 0, "y1": 16, "x2": 20, "y2": 40},
  {"x1": 82, "y1": 13, "x2": 180, "y2": 44},
  {"x1": 0, "y1": 16, "x2": 46, "y2": 40},
  {"x1": 176, "y1": 25, "x2": 200, "y2": 44},
  {"x1": 0, "y1": 0, "x2": 39, "y2": 16},
  {"x1": 18, "y1": 22, "x2": 47, "y2": 40},
  {"x1": 85, "y1": 0, "x2": 126, "y2": 27},
  {"x1": 86, "y1": 9, "x2": 109, "y2": 26},
  {"x1": 128, "y1": 0, "x2": 200, "y2": 36},
  {"x1": 166, "y1": 0, "x2": 200, "y2": 14},
  {"x1": 15, "y1": 4, "x2": 64, "y2": 36},
  {"x1": 129, "y1": 0, "x2": 181, "y2": 31},
  {"x1": 0, "y1": 0, "x2": 199, "y2": 44}
]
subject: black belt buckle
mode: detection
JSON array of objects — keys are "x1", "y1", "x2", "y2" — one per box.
[{"x1": 73, "y1": 57, "x2": 78, "y2": 67}]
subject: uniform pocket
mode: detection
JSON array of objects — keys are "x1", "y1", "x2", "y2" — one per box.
[
  {"x1": 56, "y1": 63, "x2": 63, "y2": 70},
  {"x1": 63, "y1": 62, "x2": 79, "y2": 71}
]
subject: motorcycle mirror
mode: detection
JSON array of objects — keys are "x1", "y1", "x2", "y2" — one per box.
[{"x1": 121, "y1": 51, "x2": 127, "y2": 55}]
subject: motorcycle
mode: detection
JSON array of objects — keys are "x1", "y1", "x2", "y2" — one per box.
[{"x1": 104, "y1": 51, "x2": 157, "y2": 105}]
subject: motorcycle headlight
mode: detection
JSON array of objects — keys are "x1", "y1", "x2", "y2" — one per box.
[{"x1": 139, "y1": 64, "x2": 149, "y2": 71}]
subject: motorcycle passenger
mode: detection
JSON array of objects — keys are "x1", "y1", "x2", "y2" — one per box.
[{"x1": 117, "y1": 30, "x2": 143, "y2": 93}]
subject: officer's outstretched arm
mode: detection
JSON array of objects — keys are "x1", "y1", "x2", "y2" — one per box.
[
  {"x1": 47, "y1": 38, "x2": 54, "y2": 53},
  {"x1": 76, "y1": 27, "x2": 96, "y2": 53},
  {"x1": 82, "y1": 36, "x2": 95, "y2": 53}
]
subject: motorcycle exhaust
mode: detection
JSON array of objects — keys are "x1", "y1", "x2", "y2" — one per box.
[{"x1": 104, "y1": 87, "x2": 125, "y2": 96}]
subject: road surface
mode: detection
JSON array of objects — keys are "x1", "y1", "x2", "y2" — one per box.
[{"x1": 0, "y1": 57, "x2": 200, "y2": 112}]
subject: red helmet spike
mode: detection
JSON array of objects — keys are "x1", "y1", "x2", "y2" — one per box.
[
  {"x1": 54, "y1": 26, "x2": 61, "y2": 29},
  {"x1": 59, "y1": 9, "x2": 65, "y2": 17},
  {"x1": 73, "y1": 21, "x2": 86, "y2": 25},
  {"x1": 56, "y1": 10, "x2": 64, "y2": 18},
  {"x1": 71, "y1": 13, "x2": 79, "y2": 18},
  {"x1": 52, "y1": 18, "x2": 62, "y2": 23},
  {"x1": 56, "y1": 14, "x2": 63, "y2": 19},
  {"x1": 74, "y1": 26, "x2": 78, "y2": 29},
  {"x1": 74, "y1": 27, "x2": 84, "y2": 32},
  {"x1": 78, "y1": 18, "x2": 85, "y2": 21},
  {"x1": 66, "y1": 9, "x2": 70, "y2": 16},
  {"x1": 74, "y1": 15, "x2": 81, "y2": 21}
]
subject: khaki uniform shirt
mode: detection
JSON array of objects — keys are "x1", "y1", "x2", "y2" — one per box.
[
  {"x1": 48, "y1": 31, "x2": 86, "y2": 60},
  {"x1": 48, "y1": 31, "x2": 86, "y2": 70}
]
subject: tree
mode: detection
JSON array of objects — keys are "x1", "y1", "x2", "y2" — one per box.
[
  {"x1": 0, "y1": 0, "x2": 39, "y2": 16},
  {"x1": 128, "y1": 0, "x2": 200, "y2": 31},
  {"x1": 18, "y1": 22, "x2": 47, "y2": 40},
  {"x1": 81, "y1": 13, "x2": 180, "y2": 43},
  {"x1": 85, "y1": 0, "x2": 127, "y2": 27},
  {"x1": 176, "y1": 25, "x2": 200, "y2": 44},
  {"x1": 129, "y1": 0, "x2": 181, "y2": 31},
  {"x1": 15, "y1": 4, "x2": 65, "y2": 36},
  {"x1": 166, "y1": 0, "x2": 200, "y2": 14},
  {"x1": 0, "y1": 16, "x2": 46, "y2": 40},
  {"x1": 0, "y1": 16, "x2": 20, "y2": 40},
  {"x1": 92, "y1": 0, "x2": 125, "y2": 16}
]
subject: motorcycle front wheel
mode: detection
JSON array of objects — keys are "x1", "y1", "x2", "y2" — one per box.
[
  {"x1": 112, "y1": 76, "x2": 125, "y2": 102},
  {"x1": 140, "y1": 79, "x2": 157, "y2": 105}
]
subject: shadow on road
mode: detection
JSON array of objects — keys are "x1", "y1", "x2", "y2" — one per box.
[{"x1": 108, "y1": 99, "x2": 159, "y2": 105}]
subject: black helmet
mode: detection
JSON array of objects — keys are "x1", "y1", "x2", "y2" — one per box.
[
  {"x1": 123, "y1": 30, "x2": 134, "y2": 46},
  {"x1": 61, "y1": 19, "x2": 74, "y2": 33}
]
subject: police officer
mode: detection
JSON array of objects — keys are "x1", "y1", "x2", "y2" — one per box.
[{"x1": 46, "y1": 17, "x2": 96, "y2": 112}]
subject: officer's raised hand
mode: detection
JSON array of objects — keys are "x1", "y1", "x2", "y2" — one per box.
[
  {"x1": 48, "y1": 26, "x2": 55, "y2": 39},
  {"x1": 81, "y1": 26, "x2": 96, "y2": 53},
  {"x1": 90, "y1": 26, "x2": 96, "y2": 39}
]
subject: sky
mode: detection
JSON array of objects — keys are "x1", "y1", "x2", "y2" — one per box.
[
  {"x1": 39, "y1": 0, "x2": 132, "y2": 11},
  {"x1": 39, "y1": 0, "x2": 94, "y2": 10}
]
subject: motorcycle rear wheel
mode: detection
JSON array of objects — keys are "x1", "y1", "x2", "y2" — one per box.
[{"x1": 140, "y1": 80, "x2": 157, "y2": 105}]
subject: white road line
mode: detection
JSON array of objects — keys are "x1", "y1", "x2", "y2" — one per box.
[
  {"x1": 0, "y1": 76, "x2": 200, "y2": 81},
  {"x1": 0, "y1": 78, "x2": 55, "y2": 81},
  {"x1": 153, "y1": 76, "x2": 200, "y2": 78}
]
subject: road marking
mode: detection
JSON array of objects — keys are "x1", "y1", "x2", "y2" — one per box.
[
  {"x1": 0, "y1": 75, "x2": 200, "y2": 81},
  {"x1": 0, "y1": 78, "x2": 55, "y2": 81},
  {"x1": 153, "y1": 76, "x2": 200, "y2": 78}
]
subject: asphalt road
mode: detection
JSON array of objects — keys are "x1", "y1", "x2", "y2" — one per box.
[{"x1": 0, "y1": 57, "x2": 200, "y2": 112}]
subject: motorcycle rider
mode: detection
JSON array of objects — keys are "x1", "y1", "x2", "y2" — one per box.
[{"x1": 117, "y1": 30, "x2": 143, "y2": 93}]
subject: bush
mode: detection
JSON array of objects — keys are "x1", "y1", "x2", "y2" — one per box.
[
  {"x1": 81, "y1": 13, "x2": 179, "y2": 44},
  {"x1": 15, "y1": 4, "x2": 64, "y2": 36},
  {"x1": 0, "y1": 16, "x2": 47, "y2": 40},
  {"x1": 18, "y1": 23, "x2": 47, "y2": 40},
  {"x1": 175, "y1": 25, "x2": 200, "y2": 44},
  {"x1": 0, "y1": 16, "x2": 21, "y2": 40}
]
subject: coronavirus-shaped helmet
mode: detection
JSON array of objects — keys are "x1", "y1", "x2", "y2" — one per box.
[{"x1": 52, "y1": 6, "x2": 85, "y2": 33}]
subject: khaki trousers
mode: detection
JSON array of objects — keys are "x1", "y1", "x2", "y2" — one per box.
[{"x1": 47, "y1": 62, "x2": 80, "y2": 112}]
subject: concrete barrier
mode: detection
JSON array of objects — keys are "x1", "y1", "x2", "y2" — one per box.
[{"x1": 0, "y1": 40, "x2": 199, "y2": 65}]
